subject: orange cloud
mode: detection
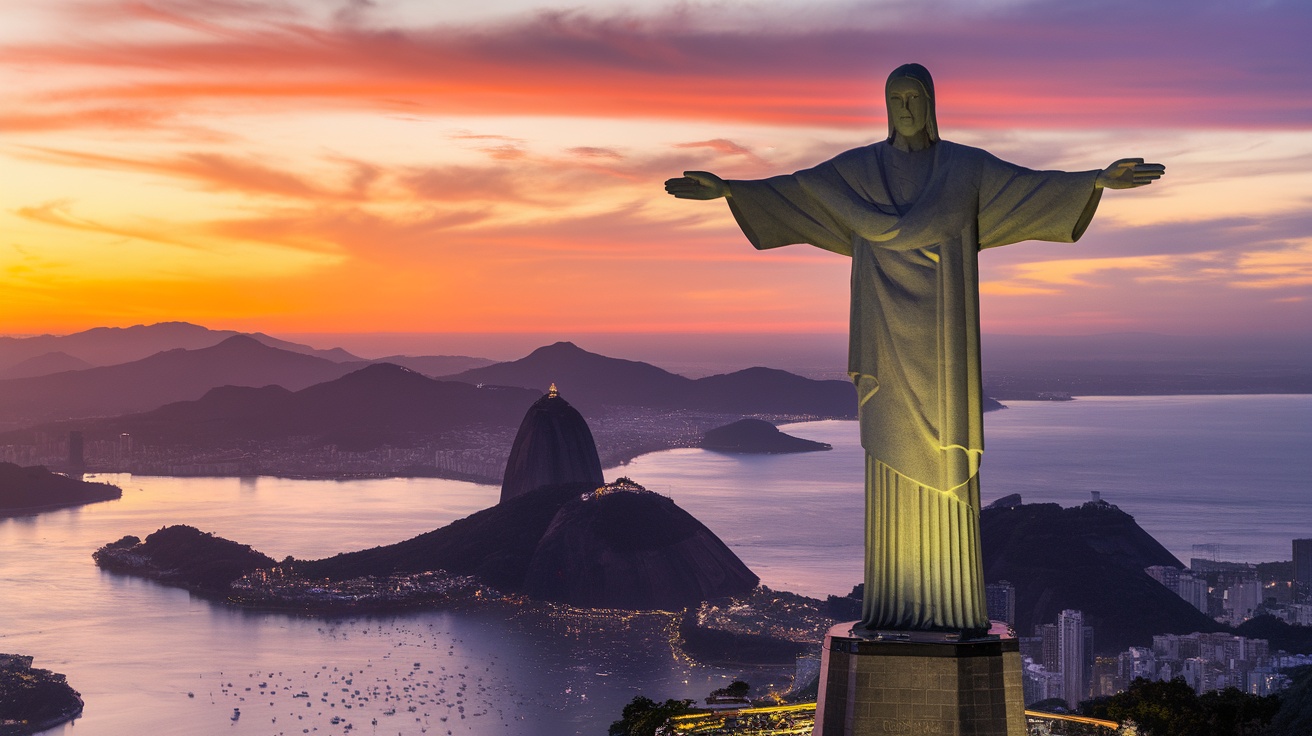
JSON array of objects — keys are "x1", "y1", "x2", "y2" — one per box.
[
  {"x1": 5, "y1": 1, "x2": 1308, "y2": 135},
  {"x1": 3, "y1": 1, "x2": 1310, "y2": 338},
  {"x1": 18, "y1": 146, "x2": 356, "y2": 200}
]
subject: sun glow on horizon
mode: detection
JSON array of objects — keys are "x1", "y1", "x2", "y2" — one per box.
[{"x1": 2, "y1": 0, "x2": 1309, "y2": 338}]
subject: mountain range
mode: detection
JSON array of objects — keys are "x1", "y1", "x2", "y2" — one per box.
[
  {"x1": 0, "y1": 333, "x2": 860, "y2": 441},
  {"x1": 0, "y1": 339, "x2": 860, "y2": 460},
  {"x1": 16, "y1": 362, "x2": 540, "y2": 451},
  {"x1": 0, "y1": 336, "x2": 365, "y2": 427},
  {"x1": 0, "y1": 327, "x2": 492, "y2": 428},
  {"x1": 0, "y1": 322, "x2": 359, "y2": 371},
  {"x1": 449, "y1": 341, "x2": 856, "y2": 416}
]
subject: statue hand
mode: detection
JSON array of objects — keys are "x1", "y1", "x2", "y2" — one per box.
[
  {"x1": 664, "y1": 171, "x2": 729, "y2": 200},
  {"x1": 1097, "y1": 158, "x2": 1165, "y2": 189}
]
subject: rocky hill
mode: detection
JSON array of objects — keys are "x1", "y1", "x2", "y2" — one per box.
[
  {"x1": 981, "y1": 500, "x2": 1225, "y2": 654},
  {"x1": 500, "y1": 388, "x2": 603, "y2": 503},
  {"x1": 300, "y1": 479, "x2": 758, "y2": 609},
  {"x1": 523, "y1": 480, "x2": 759, "y2": 609},
  {"x1": 103, "y1": 479, "x2": 759, "y2": 612},
  {"x1": 94, "y1": 525, "x2": 276, "y2": 592}
]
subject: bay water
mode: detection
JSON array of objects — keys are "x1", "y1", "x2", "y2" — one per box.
[{"x1": 1, "y1": 395, "x2": 1307, "y2": 735}]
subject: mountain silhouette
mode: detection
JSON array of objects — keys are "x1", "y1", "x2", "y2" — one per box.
[
  {"x1": 0, "y1": 462, "x2": 121, "y2": 512},
  {"x1": 450, "y1": 341, "x2": 857, "y2": 417},
  {"x1": 0, "y1": 322, "x2": 360, "y2": 372},
  {"x1": 523, "y1": 481, "x2": 759, "y2": 609},
  {"x1": 981, "y1": 500, "x2": 1224, "y2": 654},
  {"x1": 295, "y1": 480, "x2": 758, "y2": 610},
  {"x1": 0, "y1": 351, "x2": 93, "y2": 380},
  {"x1": 0, "y1": 335, "x2": 366, "y2": 427},
  {"x1": 452, "y1": 342, "x2": 689, "y2": 406},
  {"x1": 500, "y1": 388, "x2": 604, "y2": 503},
  {"x1": 701, "y1": 418, "x2": 832, "y2": 453},
  {"x1": 48, "y1": 362, "x2": 540, "y2": 451},
  {"x1": 370, "y1": 354, "x2": 495, "y2": 377}
]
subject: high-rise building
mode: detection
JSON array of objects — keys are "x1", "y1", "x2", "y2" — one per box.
[
  {"x1": 1035, "y1": 623, "x2": 1059, "y2": 669},
  {"x1": 1177, "y1": 573, "x2": 1210, "y2": 613},
  {"x1": 1019, "y1": 636, "x2": 1043, "y2": 665},
  {"x1": 986, "y1": 580, "x2": 1016, "y2": 627},
  {"x1": 67, "y1": 431, "x2": 84, "y2": 471},
  {"x1": 1119, "y1": 647, "x2": 1156, "y2": 683},
  {"x1": 1225, "y1": 580, "x2": 1263, "y2": 625},
  {"x1": 1294, "y1": 539, "x2": 1312, "y2": 603},
  {"x1": 1058, "y1": 609, "x2": 1086, "y2": 708}
]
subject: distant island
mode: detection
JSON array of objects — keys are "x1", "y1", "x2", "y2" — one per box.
[
  {"x1": 0, "y1": 654, "x2": 83, "y2": 736},
  {"x1": 0, "y1": 463, "x2": 120, "y2": 514},
  {"x1": 701, "y1": 419, "x2": 832, "y2": 454}
]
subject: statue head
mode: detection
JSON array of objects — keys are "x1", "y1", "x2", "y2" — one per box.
[{"x1": 885, "y1": 63, "x2": 939, "y2": 146}]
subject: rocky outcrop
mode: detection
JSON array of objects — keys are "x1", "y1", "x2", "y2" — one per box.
[
  {"x1": 301, "y1": 479, "x2": 759, "y2": 610},
  {"x1": 523, "y1": 479, "x2": 759, "y2": 609},
  {"x1": 701, "y1": 419, "x2": 831, "y2": 454},
  {"x1": 981, "y1": 501, "x2": 1224, "y2": 653},
  {"x1": 116, "y1": 477, "x2": 760, "y2": 612},
  {"x1": 500, "y1": 386, "x2": 603, "y2": 503}
]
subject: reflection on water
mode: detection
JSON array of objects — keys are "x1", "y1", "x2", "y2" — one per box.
[
  {"x1": 2, "y1": 396, "x2": 1307, "y2": 734},
  {"x1": 1, "y1": 476, "x2": 789, "y2": 735}
]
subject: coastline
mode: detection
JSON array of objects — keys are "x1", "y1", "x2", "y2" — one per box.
[
  {"x1": 0, "y1": 496, "x2": 121, "y2": 520},
  {"x1": 0, "y1": 659, "x2": 83, "y2": 736}
]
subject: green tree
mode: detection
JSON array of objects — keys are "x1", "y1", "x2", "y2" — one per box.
[
  {"x1": 1081, "y1": 677, "x2": 1278, "y2": 736},
  {"x1": 1197, "y1": 686, "x2": 1277, "y2": 735},
  {"x1": 1082, "y1": 678, "x2": 1204, "y2": 735},
  {"x1": 609, "y1": 695, "x2": 696, "y2": 736},
  {"x1": 1263, "y1": 666, "x2": 1312, "y2": 736},
  {"x1": 710, "y1": 680, "x2": 751, "y2": 699}
]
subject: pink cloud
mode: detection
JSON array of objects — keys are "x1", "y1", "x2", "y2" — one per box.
[
  {"x1": 17, "y1": 146, "x2": 358, "y2": 200},
  {"x1": 4, "y1": 0, "x2": 1307, "y2": 132}
]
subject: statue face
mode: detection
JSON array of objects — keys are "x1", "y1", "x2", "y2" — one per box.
[{"x1": 886, "y1": 77, "x2": 929, "y2": 139}]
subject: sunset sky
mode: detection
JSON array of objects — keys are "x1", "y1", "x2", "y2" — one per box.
[{"x1": 3, "y1": 0, "x2": 1310, "y2": 354}]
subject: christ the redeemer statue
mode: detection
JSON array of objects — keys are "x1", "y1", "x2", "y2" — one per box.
[{"x1": 665, "y1": 63, "x2": 1163, "y2": 635}]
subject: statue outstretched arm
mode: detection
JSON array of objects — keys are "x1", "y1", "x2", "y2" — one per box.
[
  {"x1": 1096, "y1": 158, "x2": 1166, "y2": 189},
  {"x1": 664, "y1": 171, "x2": 730, "y2": 199}
]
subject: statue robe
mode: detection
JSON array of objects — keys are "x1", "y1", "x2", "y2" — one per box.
[{"x1": 725, "y1": 140, "x2": 1100, "y2": 632}]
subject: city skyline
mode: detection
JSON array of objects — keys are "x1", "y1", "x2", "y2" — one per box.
[{"x1": 2, "y1": 0, "x2": 1310, "y2": 343}]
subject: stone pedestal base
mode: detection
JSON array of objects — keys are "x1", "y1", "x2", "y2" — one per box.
[{"x1": 813, "y1": 622, "x2": 1025, "y2": 736}]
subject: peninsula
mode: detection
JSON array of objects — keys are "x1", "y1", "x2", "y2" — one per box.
[
  {"x1": 0, "y1": 463, "x2": 120, "y2": 514},
  {"x1": 700, "y1": 419, "x2": 832, "y2": 454},
  {"x1": 0, "y1": 654, "x2": 83, "y2": 736},
  {"x1": 94, "y1": 479, "x2": 758, "y2": 613}
]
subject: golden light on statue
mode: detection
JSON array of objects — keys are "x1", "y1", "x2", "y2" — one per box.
[{"x1": 665, "y1": 62, "x2": 1163, "y2": 735}]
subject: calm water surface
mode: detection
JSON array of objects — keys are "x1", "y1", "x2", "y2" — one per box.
[{"x1": 1, "y1": 395, "x2": 1308, "y2": 735}]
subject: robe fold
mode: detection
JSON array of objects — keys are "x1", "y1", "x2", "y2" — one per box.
[{"x1": 725, "y1": 140, "x2": 1100, "y2": 631}]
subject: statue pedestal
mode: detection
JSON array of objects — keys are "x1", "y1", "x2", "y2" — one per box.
[{"x1": 813, "y1": 621, "x2": 1025, "y2": 736}]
